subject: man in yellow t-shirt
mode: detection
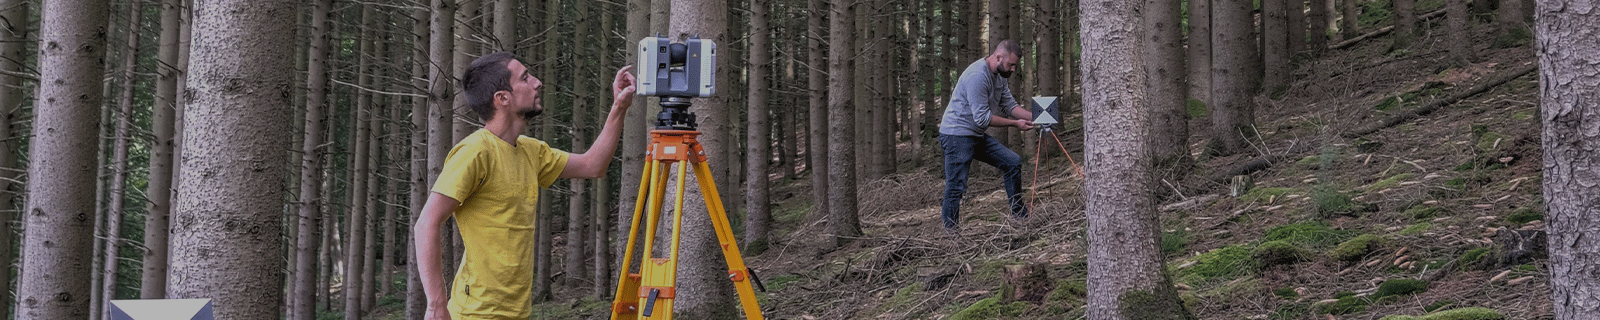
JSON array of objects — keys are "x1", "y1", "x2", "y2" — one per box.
[{"x1": 415, "y1": 51, "x2": 636, "y2": 320}]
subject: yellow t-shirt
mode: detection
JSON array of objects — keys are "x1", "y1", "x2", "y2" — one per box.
[{"x1": 432, "y1": 129, "x2": 569, "y2": 319}]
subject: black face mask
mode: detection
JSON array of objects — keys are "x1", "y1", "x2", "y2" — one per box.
[{"x1": 998, "y1": 69, "x2": 1014, "y2": 79}]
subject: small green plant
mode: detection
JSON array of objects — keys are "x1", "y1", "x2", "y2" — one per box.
[
  {"x1": 1373, "y1": 279, "x2": 1430, "y2": 300},
  {"x1": 1423, "y1": 300, "x2": 1456, "y2": 312},
  {"x1": 1366, "y1": 173, "x2": 1415, "y2": 192},
  {"x1": 1177, "y1": 245, "x2": 1254, "y2": 284},
  {"x1": 1379, "y1": 307, "x2": 1505, "y2": 320},
  {"x1": 1264, "y1": 222, "x2": 1345, "y2": 247},
  {"x1": 1319, "y1": 296, "x2": 1368, "y2": 315},
  {"x1": 1274, "y1": 287, "x2": 1299, "y2": 299},
  {"x1": 1186, "y1": 99, "x2": 1208, "y2": 118},
  {"x1": 1458, "y1": 248, "x2": 1492, "y2": 271},
  {"x1": 949, "y1": 297, "x2": 1029, "y2": 320},
  {"x1": 1328, "y1": 234, "x2": 1383, "y2": 261},
  {"x1": 1162, "y1": 230, "x2": 1190, "y2": 258},
  {"x1": 1506, "y1": 208, "x2": 1543, "y2": 224},
  {"x1": 1399, "y1": 223, "x2": 1432, "y2": 236}
]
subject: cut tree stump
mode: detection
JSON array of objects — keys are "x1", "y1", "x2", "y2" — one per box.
[{"x1": 1001, "y1": 263, "x2": 1051, "y2": 304}]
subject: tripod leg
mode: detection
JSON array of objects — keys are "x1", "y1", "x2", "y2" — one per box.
[
  {"x1": 612, "y1": 159, "x2": 660, "y2": 320},
  {"x1": 690, "y1": 160, "x2": 765, "y2": 320},
  {"x1": 637, "y1": 161, "x2": 691, "y2": 320}
]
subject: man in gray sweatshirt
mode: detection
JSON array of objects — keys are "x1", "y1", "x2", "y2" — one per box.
[{"x1": 937, "y1": 39, "x2": 1033, "y2": 232}]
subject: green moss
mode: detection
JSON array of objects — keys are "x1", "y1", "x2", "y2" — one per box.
[
  {"x1": 1511, "y1": 110, "x2": 1536, "y2": 121},
  {"x1": 1423, "y1": 300, "x2": 1456, "y2": 312},
  {"x1": 1117, "y1": 290, "x2": 1197, "y2": 320},
  {"x1": 1328, "y1": 234, "x2": 1383, "y2": 261},
  {"x1": 1375, "y1": 96, "x2": 1402, "y2": 111},
  {"x1": 1333, "y1": 291, "x2": 1356, "y2": 299},
  {"x1": 1458, "y1": 248, "x2": 1490, "y2": 270},
  {"x1": 1298, "y1": 155, "x2": 1321, "y2": 166},
  {"x1": 1162, "y1": 230, "x2": 1189, "y2": 258},
  {"x1": 1319, "y1": 296, "x2": 1368, "y2": 315},
  {"x1": 948, "y1": 297, "x2": 1028, "y2": 320},
  {"x1": 1492, "y1": 27, "x2": 1532, "y2": 48},
  {"x1": 1048, "y1": 279, "x2": 1088, "y2": 302},
  {"x1": 1406, "y1": 206, "x2": 1445, "y2": 220},
  {"x1": 1379, "y1": 307, "x2": 1505, "y2": 320},
  {"x1": 1373, "y1": 279, "x2": 1429, "y2": 300},
  {"x1": 1239, "y1": 187, "x2": 1295, "y2": 204},
  {"x1": 1274, "y1": 287, "x2": 1299, "y2": 299},
  {"x1": 1516, "y1": 264, "x2": 1538, "y2": 272},
  {"x1": 1186, "y1": 99, "x2": 1208, "y2": 118},
  {"x1": 764, "y1": 274, "x2": 803, "y2": 291},
  {"x1": 1475, "y1": 132, "x2": 1506, "y2": 152},
  {"x1": 1367, "y1": 173, "x2": 1415, "y2": 192},
  {"x1": 1271, "y1": 303, "x2": 1312, "y2": 319},
  {"x1": 1177, "y1": 245, "x2": 1254, "y2": 284},
  {"x1": 879, "y1": 282, "x2": 924, "y2": 312},
  {"x1": 1399, "y1": 223, "x2": 1432, "y2": 236},
  {"x1": 1506, "y1": 209, "x2": 1543, "y2": 224},
  {"x1": 1265, "y1": 222, "x2": 1346, "y2": 247},
  {"x1": 1253, "y1": 241, "x2": 1311, "y2": 269}
]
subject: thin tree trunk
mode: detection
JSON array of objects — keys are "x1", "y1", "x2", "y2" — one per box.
[
  {"x1": 593, "y1": 5, "x2": 615, "y2": 299},
  {"x1": 426, "y1": 0, "x2": 458, "y2": 298},
  {"x1": 166, "y1": 0, "x2": 295, "y2": 318},
  {"x1": 1343, "y1": 0, "x2": 1359, "y2": 38},
  {"x1": 344, "y1": 7, "x2": 376, "y2": 317},
  {"x1": 1394, "y1": 0, "x2": 1416, "y2": 50},
  {"x1": 1498, "y1": 0, "x2": 1527, "y2": 32},
  {"x1": 1147, "y1": 0, "x2": 1191, "y2": 175},
  {"x1": 618, "y1": 0, "x2": 651, "y2": 282},
  {"x1": 1447, "y1": 0, "x2": 1472, "y2": 64},
  {"x1": 566, "y1": 0, "x2": 591, "y2": 290},
  {"x1": 361, "y1": 77, "x2": 383, "y2": 311},
  {"x1": 141, "y1": 0, "x2": 182, "y2": 299},
  {"x1": 1538, "y1": 4, "x2": 1600, "y2": 319},
  {"x1": 320, "y1": 170, "x2": 335, "y2": 310},
  {"x1": 744, "y1": 0, "x2": 773, "y2": 257},
  {"x1": 405, "y1": 4, "x2": 431, "y2": 316},
  {"x1": 294, "y1": 1, "x2": 332, "y2": 318},
  {"x1": 806, "y1": 0, "x2": 829, "y2": 222},
  {"x1": 0, "y1": 0, "x2": 28, "y2": 316},
  {"x1": 1288, "y1": 0, "x2": 1306, "y2": 54},
  {"x1": 99, "y1": 2, "x2": 142, "y2": 317},
  {"x1": 18, "y1": 0, "x2": 109, "y2": 317},
  {"x1": 1081, "y1": 0, "x2": 1196, "y2": 318},
  {"x1": 1263, "y1": 0, "x2": 1290, "y2": 95},
  {"x1": 827, "y1": 0, "x2": 862, "y2": 250},
  {"x1": 1309, "y1": 0, "x2": 1330, "y2": 54},
  {"x1": 533, "y1": 0, "x2": 563, "y2": 302}
]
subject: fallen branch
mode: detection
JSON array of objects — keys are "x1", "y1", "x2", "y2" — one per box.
[
  {"x1": 1207, "y1": 154, "x2": 1293, "y2": 184},
  {"x1": 1330, "y1": 9, "x2": 1448, "y2": 50},
  {"x1": 1342, "y1": 64, "x2": 1538, "y2": 138}
]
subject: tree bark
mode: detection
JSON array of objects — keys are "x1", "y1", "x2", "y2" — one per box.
[
  {"x1": 1343, "y1": 0, "x2": 1359, "y2": 38},
  {"x1": 1308, "y1": 0, "x2": 1330, "y2": 54},
  {"x1": 807, "y1": 0, "x2": 830, "y2": 222},
  {"x1": 1209, "y1": 0, "x2": 1257, "y2": 155},
  {"x1": 99, "y1": 2, "x2": 141, "y2": 317},
  {"x1": 343, "y1": 7, "x2": 376, "y2": 318},
  {"x1": 1263, "y1": 0, "x2": 1291, "y2": 95},
  {"x1": 1081, "y1": 0, "x2": 1196, "y2": 318},
  {"x1": 670, "y1": 0, "x2": 739, "y2": 316},
  {"x1": 141, "y1": 0, "x2": 182, "y2": 299},
  {"x1": 1498, "y1": 0, "x2": 1527, "y2": 32},
  {"x1": 533, "y1": 0, "x2": 564, "y2": 302},
  {"x1": 566, "y1": 0, "x2": 591, "y2": 290},
  {"x1": 828, "y1": 0, "x2": 863, "y2": 250},
  {"x1": 0, "y1": 0, "x2": 27, "y2": 316},
  {"x1": 618, "y1": 0, "x2": 650, "y2": 291},
  {"x1": 166, "y1": 0, "x2": 295, "y2": 318},
  {"x1": 1447, "y1": 0, "x2": 1472, "y2": 64},
  {"x1": 744, "y1": 0, "x2": 773, "y2": 256},
  {"x1": 361, "y1": 67, "x2": 383, "y2": 311},
  {"x1": 18, "y1": 0, "x2": 108, "y2": 317},
  {"x1": 1187, "y1": 0, "x2": 1212, "y2": 108},
  {"x1": 1538, "y1": 4, "x2": 1600, "y2": 319},
  {"x1": 295, "y1": 3, "x2": 331, "y2": 317},
  {"x1": 1288, "y1": 0, "x2": 1307, "y2": 54},
  {"x1": 1394, "y1": 0, "x2": 1417, "y2": 50},
  {"x1": 1146, "y1": 0, "x2": 1191, "y2": 176},
  {"x1": 426, "y1": 0, "x2": 457, "y2": 296},
  {"x1": 406, "y1": 4, "x2": 431, "y2": 316}
]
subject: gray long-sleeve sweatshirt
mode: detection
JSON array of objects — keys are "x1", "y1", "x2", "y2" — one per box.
[{"x1": 938, "y1": 59, "x2": 1020, "y2": 137}]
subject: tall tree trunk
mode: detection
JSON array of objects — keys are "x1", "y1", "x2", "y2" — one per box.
[
  {"x1": 319, "y1": 170, "x2": 335, "y2": 310},
  {"x1": 380, "y1": 36, "x2": 404, "y2": 301},
  {"x1": 294, "y1": 1, "x2": 332, "y2": 318},
  {"x1": 167, "y1": 0, "x2": 295, "y2": 318},
  {"x1": 909, "y1": 1, "x2": 926, "y2": 168},
  {"x1": 874, "y1": 0, "x2": 895, "y2": 177},
  {"x1": 344, "y1": 7, "x2": 376, "y2": 317},
  {"x1": 19, "y1": 0, "x2": 108, "y2": 317},
  {"x1": 744, "y1": 0, "x2": 773, "y2": 256},
  {"x1": 1498, "y1": 0, "x2": 1527, "y2": 33},
  {"x1": 1537, "y1": 2, "x2": 1600, "y2": 319},
  {"x1": 1188, "y1": 0, "x2": 1211, "y2": 106},
  {"x1": 827, "y1": 0, "x2": 863, "y2": 250},
  {"x1": 0, "y1": 0, "x2": 28, "y2": 316},
  {"x1": 361, "y1": 71, "x2": 383, "y2": 311},
  {"x1": 1209, "y1": 0, "x2": 1256, "y2": 155},
  {"x1": 533, "y1": 0, "x2": 562, "y2": 302},
  {"x1": 1447, "y1": 0, "x2": 1472, "y2": 64},
  {"x1": 592, "y1": 3, "x2": 615, "y2": 298},
  {"x1": 494, "y1": 0, "x2": 515, "y2": 51},
  {"x1": 1080, "y1": 0, "x2": 1196, "y2": 318},
  {"x1": 1146, "y1": 0, "x2": 1191, "y2": 176},
  {"x1": 1342, "y1": 0, "x2": 1359, "y2": 38},
  {"x1": 806, "y1": 0, "x2": 829, "y2": 222},
  {"x1": 426, "y1": 0, "x2": 457, "y2": 297},
  {"x1": 619, "y1": 0, "x2": 651, "y2": 279},
  {"x1": 405, "y1": 4, "x2": 431, "y2": 316},
  {"x1": 141, "y1": 0, "x2": 183, "y2": 299},
  {"x1": 99, "y1": 2, "x2": 142, "y2": 317},
  {"x1": 1287, "y1": 0, "x2": 1306, "y2": 54},
  {"x1": 1263, "y1": 0, "x2": 1290, "y2": 95},
  {"x1": 565, "y1": 0, "x2": 591, "y2": 290},
  {"x1": 1308, "y1": 0, "x2": 1330, "y2": 54},
  {"x1": 670, "y1": 0, "x2": 739, "y2": 317},
  {"x1": 1394, "y1": 0, "x2": 1416, "y2": 50}
]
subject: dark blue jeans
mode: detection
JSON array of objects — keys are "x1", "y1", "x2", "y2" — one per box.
[{"x1": 939, "y1": 134, "x2": 1027, "y2": 228}]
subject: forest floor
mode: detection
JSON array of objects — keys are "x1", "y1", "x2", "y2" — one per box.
[{"x1": 369, "y1": 15, "x2": 1550, "y2": 320}]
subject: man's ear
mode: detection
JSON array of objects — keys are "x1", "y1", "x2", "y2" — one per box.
[{"x1": 494, "y1": 90, "x2": 511, "y2": 106}]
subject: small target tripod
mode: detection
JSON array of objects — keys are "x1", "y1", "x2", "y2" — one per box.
[{"x1": 610, "y1": 96, "x2": 764, "y2": 320}]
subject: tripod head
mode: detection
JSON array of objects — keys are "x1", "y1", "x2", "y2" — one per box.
[{"x1": 656, "y1": 96, "x2": 697, "y2": 130}]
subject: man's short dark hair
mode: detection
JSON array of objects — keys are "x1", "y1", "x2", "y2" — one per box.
[
  {"x1": 462, "y1": 51, "x2": 517, "y2": 121},
  {"x1": 994, "y1": 39, "x2": 1023, "y2": 58}
]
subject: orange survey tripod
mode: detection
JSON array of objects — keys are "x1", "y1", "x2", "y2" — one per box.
[{"x1": 610, "y1": 97, "x2": 764, "y2": 320}]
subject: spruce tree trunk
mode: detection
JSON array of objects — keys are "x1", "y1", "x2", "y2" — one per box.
[
  {"x1": 1209, "y1": 0, "x2": 1257, "y2": 155},
  {"x1": 592, "y1": 5, "x2": 615, "y2": 298},
  {"x1": 405, "y1": 5, "x2": 431, "y2": 316},
  {"x1": 1188, "y1": 0, "x2": 1212, "y2": 106},
  {"x1": 874, "y1": 0, "x2": 895, "y2": 177},
  {"x1": 0, "y1": 0, "x2": 27, "y2": 316},
  {"x1": 1498, "y1": 0, "x2": 1527, "y2": 32},
  {"x1": 344, "y1": 8, "x2": 376, "y2": 317},
  {"x1": 618, "y1": 0, "x2": 651, "y2": 297},
  {"x1": 1146, "y1": 0, "x2": 1191, "y2": 175},
  {"x1": 1394, "y1": 0, "x2": 1416, "y2": 50},
  {"x1": 141, "y1": 0, "x2": 182, "y2": 299},
  {"x1": 533, "y1": 0, "x2": 562, "y2": 302},
  {"x1": 166, "y1": 0, "x2": 295, "y2": 318},
  {"x1": 670, "y1": 0, "x2": 740, "y2": 316},
  {"x1": 1447, "y1": 0, "x2": 1472, "y2": 64},
  {"x1": 806, "y1": 0, "x2": 830, "y2": 222},
  {"x1": 1308, "y1": 0, "x2": 1330, "y2": 53},
  {"x1": 566, "y1": 0, "x2": 592, "y2": 290},
  {"x1": 425, "y1": 0, "x2": 457, "y2": 298},
  {"x1": 1081, "y1": 0, "x2": 1195, "y2": 318},
  {"x1": 827, "y1": 0, "x2": 862, "y2": 251},
  {"x1": 19, "y1": 0, "x2": 108, "y2": 317},
  {"x1": 361, "y1": 81, "x2": 383, "y2": 311},
  {"x1": 744, "y1": 0, "x2": 773, "y2": 256},
  {"x1": 1287, "y1": 0, "x2": 1306, "y2": 54},
  {"x1": 99, "y1": 2, "x2": 141, "y2": 317},
  {"x1": 294, "y1": 1, "x2": 332, "y2": 318},
  {"x1": 1263, "y1": 0, "x2": 1291, "y2": 94},
  {"x1": 1537, "y1": 2, "x2": 1600, "y2": 319},
  {"x1": 1343, "y1": 0, "x2": 1359, "y2": 38}
]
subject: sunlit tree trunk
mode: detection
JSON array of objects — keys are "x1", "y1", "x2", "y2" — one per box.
[{"x1": 0, "y1": 0, "x2": 28, "y2": 316}]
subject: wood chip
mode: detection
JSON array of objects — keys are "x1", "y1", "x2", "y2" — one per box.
[
  {"x1": 1393, "y1": 255, "x2": 1410, "y2": 266},
  {"x1": 1490, "y1": 270, "x2": 1512, "y2": 283},
  {"x1": 1394, "y1": 247, "x2": 1409, "y2": 257}
]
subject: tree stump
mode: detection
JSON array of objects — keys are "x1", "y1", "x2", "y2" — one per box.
[{"x1": 1001, "y1": 263, "x2": 1051, "y2": 303}]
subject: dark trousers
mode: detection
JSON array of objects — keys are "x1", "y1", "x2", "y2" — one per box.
[{"x1": 939, "y1": 134, "x2": 1027, "y2": 228}]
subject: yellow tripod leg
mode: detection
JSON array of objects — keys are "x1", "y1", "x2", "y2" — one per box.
[
  {"x1": 638, "y1": 161, "x2": 690, "y2": 319},
  {"x1": 612, "y1": 159, "x2": 661, "y2": 320},
  {"x1": 691, "y1": 160, "x2": 766, "y2": 320}
]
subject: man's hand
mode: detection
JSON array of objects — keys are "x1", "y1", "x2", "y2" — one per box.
[
  {"x1": 612, "y1": 65, "x2": 638, "y2": 109},
  {"x1": 1015, "y1": 119, "x2": 1034, "y2": 130},
  {"x1": 423, "y1": 304, "x2": 451, "y2": 320}
]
